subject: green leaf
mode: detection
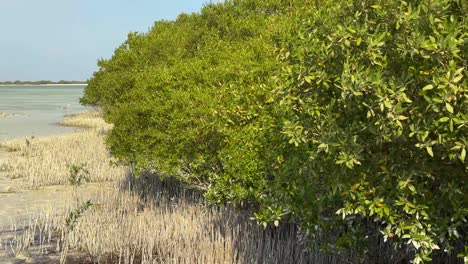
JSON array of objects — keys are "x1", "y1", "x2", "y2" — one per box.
[
  {"x1": 426, "y1": 147, "x2": 434, "y2": 157},
  {"x1": 452, "y1": 75, "x2": 463, "y2": 84},
  {"x1": 446, "y1": 103, "x2": 454, "y2": 114},
  {"x1": 356, "y1": 37, "x2": 362, "y2": 46},
  {"x1": 460, "y1": 148, "x2": 466, "y2": 163},
  {"x1": 344, "y1": 39, "x2": 351, "y2": 47},
  {"x1": 451, "y1": 145, "x2": 462, "y2": 151},
  {"x1": 438, "y1": 117, "x2": 449, "y2": 123},
  {"x1": 422, "y1": 84, "x2": 433, "y2": 91},
  {"x1": 400, "y1": 93, "x2": 413, "y2": 103}
]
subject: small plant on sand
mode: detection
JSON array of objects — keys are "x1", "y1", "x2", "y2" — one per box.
[
  {"x1": 67, "y1": 163, "x2": 90, "y2": 187},
  {"x1": 67, "y1": 163, "x2": 91, "y2": 208},
  {"x1": 67, "y1": 163, "x2": 93, "y2": 227},
  {"x1": 61, "y1": 163, "x2": 93, "y2": 264},
  {"x1": 65, "y1": 200, "x2": 93, "y2": 232},
  {"x1": 61, "y1": 199, "x2": 93, "y2": 264}
]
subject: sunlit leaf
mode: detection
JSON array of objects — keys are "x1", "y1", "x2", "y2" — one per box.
[
  {"x1": 446, "y1": 103, "x2": 454, "y2": 113},
  {"x1": 426, "y1": 147, "x2": 434, "y2": 157}
]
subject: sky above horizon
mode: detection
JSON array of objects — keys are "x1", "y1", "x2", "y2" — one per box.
[{"x1": 0, "y1": 0, "x2": 211, "y2": 81}]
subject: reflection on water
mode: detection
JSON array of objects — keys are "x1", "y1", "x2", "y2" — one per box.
[{"x1": 0, "y1": 85, "x2": 86, "y2": 140}]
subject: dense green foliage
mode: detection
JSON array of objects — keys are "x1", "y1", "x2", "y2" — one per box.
[{"x1": 82, "y1": 0, "x2": 467, "y2": 262}]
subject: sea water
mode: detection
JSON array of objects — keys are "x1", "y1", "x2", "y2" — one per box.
[{"x1": 0, "y1": 85, "x2": 86, "y2": 140}]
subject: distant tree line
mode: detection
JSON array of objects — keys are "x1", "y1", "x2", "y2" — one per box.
[
  {"x1": 0, "y1": 80, "x2": 87, "y2": 85},
  {"x1": 81, "y1": 0, "x2": 467, "y2": 263}
]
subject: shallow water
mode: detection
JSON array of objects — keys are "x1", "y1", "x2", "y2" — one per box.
[{"x1": 0, "y1": 85, "x2": 86, "y2": 140}]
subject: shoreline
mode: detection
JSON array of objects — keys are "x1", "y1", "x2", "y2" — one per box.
[{"x1": 0, "y1": 83, "x2": 87, "y2": 87}]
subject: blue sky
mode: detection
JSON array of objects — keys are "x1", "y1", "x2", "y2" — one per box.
[{"x1": 0, "y1": 0, "x2": 211, "y2": 81}]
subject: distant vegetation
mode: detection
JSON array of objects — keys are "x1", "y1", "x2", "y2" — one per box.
[
  {"x1": 0, "y1": 80, "x2": 86, "y2": 85},
  {"x1": 82, "y1": 0, "x2": 467, "y2": 263}
]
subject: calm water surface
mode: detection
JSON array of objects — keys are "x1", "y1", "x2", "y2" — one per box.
[{"x1": 0, "y1": 85, "x2": 86, "y2": 140}]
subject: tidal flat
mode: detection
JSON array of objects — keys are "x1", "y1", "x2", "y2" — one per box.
[{"x1": 0, "y1": 85, "x2": 86, "y2": 140}]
